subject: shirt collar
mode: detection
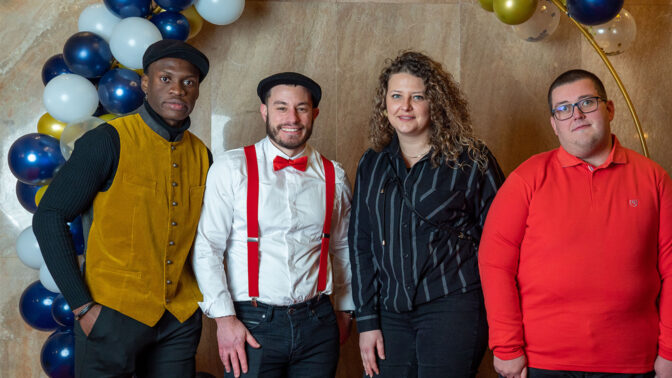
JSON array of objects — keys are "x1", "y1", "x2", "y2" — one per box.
[
  {"x1": 261, "y1": 136, "x2": 311, "y2": 161},
  {"x1": 556, "y1": 134, "x2": 628, "y2": 169},
  {"x1": 138, "y1": 100, "x2": 191, "y2": 142}
]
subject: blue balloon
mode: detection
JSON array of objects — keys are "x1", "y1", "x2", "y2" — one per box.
[
  {"x1": 63, "y1": 32, "x2": 114, "y2": 78},
  {"x1": 103, "y1": 0, "x2": 152, "y2": 18},
  {"x1": 68, "y1": 216, "x2": 86, "y2": 256},
  {"x1": 156, "y1": 0, "x2": 194, "y2": 12},
  {"x1": 151, "y1": 11, "x2": 190, "y2": 41},
  {"x1": 42, "y1": 54, "x2": 72, "y2": 86},
  {"x1": 51, "y1": 295, "x2": 74, "y2": 328},
  {"x1": 19, "y1": 281, "x2": 60, "y2": 332},
  {"x1": 16, "y1": 180, "x2": 41, "y2": 213},
  {"x1": 8, "y1": 133, "x2": 65, "y2": 186},
  {"x1": 98, "y1": 68, "x2": 145, "y2": 114},
  {"x1": 41, "y1": 328, "x2": 75, "y2": 378},
  {"x1": 567, "y1": 0, "x2": 624, "y2": 26}
]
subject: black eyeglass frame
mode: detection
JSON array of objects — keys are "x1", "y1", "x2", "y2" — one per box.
[{"x1": 551, "y1": 96, "x2": 607, "y2": 121}]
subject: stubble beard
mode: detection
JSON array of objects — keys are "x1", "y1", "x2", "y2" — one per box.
[{"x1": 266, "y1": 117, "x2": 313, "y2": 151}]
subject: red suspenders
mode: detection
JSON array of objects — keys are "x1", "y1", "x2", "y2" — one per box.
[{"x1": 243, "y1": 145, "x2": 335, "y2": 303}]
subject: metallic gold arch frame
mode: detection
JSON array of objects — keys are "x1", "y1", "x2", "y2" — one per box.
[{"x1": 548, "y1": 0, "x2": 649, "y2": 157}]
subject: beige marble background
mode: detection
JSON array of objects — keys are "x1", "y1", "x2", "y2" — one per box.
[{"x1": 2, "y1": 0, "x2": 671, "y2": 376}]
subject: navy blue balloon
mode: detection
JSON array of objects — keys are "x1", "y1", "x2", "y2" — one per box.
[
  {"x1": 41, "y1": 54, "x2": 72, "y2": 86},
  {"x1": 151, "y1": 11, "x2": 190, "y2": 41},
  {"x1": 567, "y1": 0, "x2": 624, "y2": 26},
  {"x1": 41, "y1": 328, "x2": 75, "y2": 378},
  {"x1": 50, "y1": 295, "x2": 74, "y2": 328},
  {"x1": 68, "y1": 216, "x2": 86, "y2": 256},
  {"x1": 19, "y1": 281, "x2": 59, "y2": 331},
  {"x1": 16, "y1": 180, "x2": 41, "y2": 213},
  {"x1": 63, "y1": 32, "x2": 113, "y2": 78},
  {"x1": 98, "y1": 68, "x2": 145, "y2": 114},
  {"x1": 103, "y1": 0, "x2": 152, "y2": 18},
  {"x1": 156, "y1": 0, "x2": 194, "y2": 12},
  {"x1": 8, "y1": 133, "x2": 65, "y2": 186}
]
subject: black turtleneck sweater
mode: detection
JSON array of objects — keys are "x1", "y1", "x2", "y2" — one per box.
[{"x1": 32, "y1": 102, "x2": 212, "y2": 309}]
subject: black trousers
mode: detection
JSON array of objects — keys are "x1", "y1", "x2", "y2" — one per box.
[
  {"x1": 74, "y1": 305, "x2": 202, "y2": 378},
  {"x1": 527, "y1": 368, "x2": 655, "y2": 378}
]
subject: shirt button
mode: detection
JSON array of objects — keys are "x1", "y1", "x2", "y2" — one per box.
[
  {"x1": 403, "y1": 223, "x2": 408, "y2": 228},
  {"x1": 172, "y1": 163, "x2": 179, "y2": 168},
  {"x1": 404, "y1": 254, "x2": 409, "y2": 259},
  {"x1": 172, "y1": 182, "x2": 178, "y2": 187},
  {"x1": 172, "y1": 201, "x2": 178, "y2": 206},
  {"x1": 166, "y1": 260, "x2": 173, "y2": 265},
  {"x1": 169, "y1": 241, "x2": 175, "y2": 246},
  {"x1": 171, "y1": 221, "x2": 177, "y2": 226},
  {"x1": 166, "y1": 280, "x2": 172, "y2": 285}
]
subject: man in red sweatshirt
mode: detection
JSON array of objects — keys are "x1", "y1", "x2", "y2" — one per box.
[{"x1": 479, "y1": 69, "x2": 672, "y2": 378}]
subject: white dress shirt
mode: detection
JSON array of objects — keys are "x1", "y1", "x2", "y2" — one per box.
[{"x1": 193, "y1": 137, "x2": 355, "y2": 318}]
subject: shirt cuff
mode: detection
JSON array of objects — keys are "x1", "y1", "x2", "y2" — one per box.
[
  {"x1": 198, "y1": 296, "x2": 236, "y2": 318},
  {"x1": 332, "y1": 290, "x2": 355, "y2": 312},
  {"x1": 355, "y1": 313, "x2": 380, "y2": 333}
]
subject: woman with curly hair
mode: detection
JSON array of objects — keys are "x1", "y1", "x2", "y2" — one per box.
[{"x1": 349, "y1": 51, "x2": 505, "y2": 377}]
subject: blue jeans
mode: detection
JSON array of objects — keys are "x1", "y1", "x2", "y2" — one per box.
[
  {"x1": 227, "y1": 295, "x2": 340, "y2": 378},
  {"x1": 373, "y1": 289, "x2": 488, "y2": 378},
  {"x1": 526, "y1": 368, "x2": 655, "y2": 378}
]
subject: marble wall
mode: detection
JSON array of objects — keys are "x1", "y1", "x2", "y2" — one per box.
[{"x1": 2, "y1": 0, "x2": 671, "y2": 376}]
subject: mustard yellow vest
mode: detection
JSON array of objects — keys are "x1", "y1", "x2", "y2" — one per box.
[{"x1": 85, "y1": 114, "x2": 209, "y2": 326}]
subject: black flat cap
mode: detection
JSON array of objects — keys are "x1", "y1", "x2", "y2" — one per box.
[
  {"x1": 142, "y1": 40, "x2": 209, "y2": 82},
  {"x1": 257, "y1": 72, "x2": 322, "y2": 107}
]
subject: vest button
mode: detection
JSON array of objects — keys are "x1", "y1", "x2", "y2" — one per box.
[
  {"x1": 169, "y1": 241, "x2": 175, "y2": 246},
  {"x1": 171, "y1": 146, "x2": 176, "y2": 151},
  {"x1": 166, "y1": 280, "x2": 172, "y2": 285},
  {"x1": 172, "y1": 201, "x2": 178, "y2": 206},
  {"x1": 172, "y1": 182, "x2": 178, "y2": 187},
  {"x1": 171, "y1": 221, "x2": 177, "y2": 226},
  {"x1": 166, "y1": 299, "x2": 171, "y2": 303},
  {"x1": 172, "y1": 163, "x2": 178, "y2": 168},
  {"x1": 166, "y1": 260, "x2": 173, "y2": 265}
]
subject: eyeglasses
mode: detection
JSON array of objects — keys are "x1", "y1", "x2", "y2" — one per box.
[{"x1": 551, "y1": 96, "x2": 607, "y2": 121}]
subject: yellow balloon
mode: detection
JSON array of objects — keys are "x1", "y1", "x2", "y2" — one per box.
[
  {"x1": 181, "y1": 5, "x2": 204, "y2": 40},
  {"x1": 37, "y1": 113, "x2": 67, "y2": 139},
  {"x1": 35, "y1": 186, "x2": 48, "y2": 206},
  {"x1": 99, "y1": 114, "x2": 118, "y2": 122},
  {"x1": 479, "y1": 0, "x2": 494, "y2": 12},
  {"x1": 494, "y1": 0, "x2": 538, "y2": 25}
]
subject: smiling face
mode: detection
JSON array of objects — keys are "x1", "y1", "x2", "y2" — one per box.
[
  {"x1": 260, "y1": 84, "x2": 319, "y2": 157},
  {"x1": 550, "y1": 78, "x2": 615, "y2": 166},
  {"x1": 385, "y1": 72, "x2": 431, "y2": 143},
  {"x1": 141, "y1": 57, "x2": 200, "y2": 127}
]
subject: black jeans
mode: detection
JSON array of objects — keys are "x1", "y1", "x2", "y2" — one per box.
[
  {"x1": 74, "y1": 305, "x2": 202, "y2": 378},
  {"x1": 227, "y1": 295, "x2": 340, "y2": 378},
  {"x1": 373, "y1": 289, "x2": 488, "y2": 378},
  {"x1": 526, "y1": 368, "x2": 655, "y2": 378}
]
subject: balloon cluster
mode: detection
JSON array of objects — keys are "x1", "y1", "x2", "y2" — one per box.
[
  {"x1": 477, "y1": 0, "x2": 636, "y2": 54},
  {"x1": 10, "y1": 0, "x2": 246, "y2": 377}
]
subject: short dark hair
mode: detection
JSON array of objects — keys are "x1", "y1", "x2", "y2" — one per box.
[{"x1": 547, "y1": 69, "x2": 607, "y2": 112}]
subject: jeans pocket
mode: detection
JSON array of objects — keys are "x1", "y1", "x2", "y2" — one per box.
[
  {"x1": 311, "y1": 303, "x2": 337, "y2": 326},
  {"x1": 236, "y1": 306, "x2": 269, "y2": 331}
]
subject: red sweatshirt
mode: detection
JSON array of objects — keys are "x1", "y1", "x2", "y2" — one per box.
[{"x1": 479, "y1": 136, "x2": 672, "y2": 373}]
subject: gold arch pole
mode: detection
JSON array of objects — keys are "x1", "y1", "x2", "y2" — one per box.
[{"x1": 548, "y1": 0, "x2": 649, "y2": 157}]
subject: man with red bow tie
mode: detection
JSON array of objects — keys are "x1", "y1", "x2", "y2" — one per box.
[{"x1": 193, "y1": 72, "x2": 354, "y2": 378}]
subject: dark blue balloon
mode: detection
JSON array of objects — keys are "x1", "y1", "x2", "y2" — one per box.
[
  {"x1": 103, "y1": 0, "x2": 152, "y2": 18},
  {"x1": 41, "y1": 328, "x2": 75, "y2": 378},
  {"x1": 151, "y1": 11, "x2": 190, "y2": 41},
  {"x1": 98, "y1": 68, "x2": 145, "y2": 114},
  {"x1": 19, "y1": 281, "x2": 59, "y2": 332},
  {"x1": 567, "y1": 0, "x2": 624, "y2": 26},
  {"x1": 16, "y1": 180, "x2": 41, "y2": 213},
  {"x1": 63, "y1": 32, "x2": 113, "y2": 78},
  {"x1": 51, "y1": 295, "x2": 74, "y2": 328},
  {"x1": 67, "y1": 216, "x2": 86, "y2": 256},
  {"x1": 8, "y1": 133, "x2": 65, "y2": 186},
  {"x1": 41, "y1": 54, "x2": 72, "y2": 86},
  {"x1": 156, "y1": 0, "x2": 194, "y2": 12}
]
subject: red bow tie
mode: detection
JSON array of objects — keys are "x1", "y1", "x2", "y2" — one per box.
[{"x1": 273, "y1": 155, "x2": 308, "y2": 171}]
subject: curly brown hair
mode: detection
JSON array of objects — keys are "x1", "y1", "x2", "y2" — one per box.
[{"x1": 369, "y1": 51, "x2": 488, "y2": 170}]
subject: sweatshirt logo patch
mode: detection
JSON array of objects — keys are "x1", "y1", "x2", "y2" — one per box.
[{"x1": 629, "y1": 199, "x2": 638, "y2": 207}]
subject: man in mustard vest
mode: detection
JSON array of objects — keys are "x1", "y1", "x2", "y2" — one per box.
[
  {"x1": 33, "y1": 40, "x2": 211, "y2": 377},
  {"x1": 192, "y1": 72, "x2": 355, "y2": 377}
]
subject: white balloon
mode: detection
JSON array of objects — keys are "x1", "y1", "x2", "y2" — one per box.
[
  {"x1": 110, "y1": 17, "x2": 163, "y2": 69},
  {"x1": 588, "y1": 9, "x2": 637, "y2": 56},
  {"x1": 511, "y1": 0, "x2": 560, "y2": 42},
  {"x1": 194, "y1": 0, "x2": 245, "y2": 25},
  {"x1": 60, "y1": 117, "x2": 106, "y2": 160},
  {"x1": 78, "y1": 4, "x2": 122, "y2": 42},
  {"x1": 40, "y1": 264, "x2": 61, "y2": 293},
  {"x1": 16, "y1": 226, "x2": 44, "y2": 270},
  {"x1": 43, "y1": 74, "x2": 99, "y2": 124}
]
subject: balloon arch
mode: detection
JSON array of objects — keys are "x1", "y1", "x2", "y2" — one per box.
[{"x1": 7, "y1": 0, "x2": 643, "y2": 376}]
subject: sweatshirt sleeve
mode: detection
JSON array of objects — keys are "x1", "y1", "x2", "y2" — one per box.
[{"x1": 657, "y1": 169, "x2": 672, "y2": 359}]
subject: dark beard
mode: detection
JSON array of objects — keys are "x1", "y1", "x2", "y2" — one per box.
[{"x1": 265, "y1": 117, "x2": 313, "y2": 151}]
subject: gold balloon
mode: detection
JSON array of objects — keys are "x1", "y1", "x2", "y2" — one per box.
[
  {"x1": 37, "y1": 113, "x2": 67, "y2": 139},
  {"x1": 99, "y1": 114, "x2": 118, "y2": 122},
  {"x1": 494, "y1": 0, "x2": 538, "y2": 25},
  {"x1": 35, "y1": 186, "x2": 48, "y2": 207},
  {"x1": 480, "y1": 0, "x2": 494, "y2": 12},
  {"x1": 181, "y1": 5, "x2": 204, "y2": 40},
  {"x1": 114, "y1": 61, "x2": 144, "y2": 76}
]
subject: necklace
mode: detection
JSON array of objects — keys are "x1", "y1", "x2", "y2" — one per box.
[{"x1": 401, "y1": 147, "x2": 431, "y2": 159}]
